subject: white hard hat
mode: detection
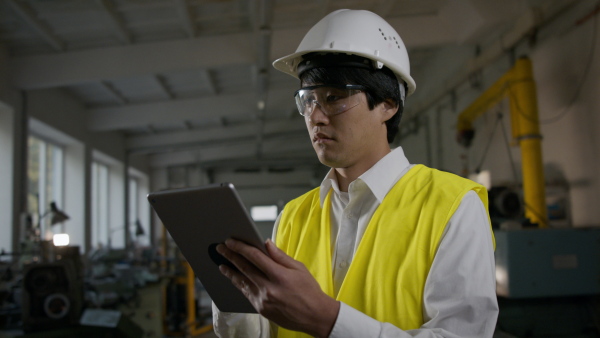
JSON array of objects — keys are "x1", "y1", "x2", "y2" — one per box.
[{"x1": 273, "y1": 9, "x2": 416, "y2": 96}]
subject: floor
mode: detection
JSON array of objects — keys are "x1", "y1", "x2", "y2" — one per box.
[{"x1": 197, "y1": 329, "x2": 218, "y2": 338}]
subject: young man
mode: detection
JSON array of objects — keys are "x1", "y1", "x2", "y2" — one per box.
[{"x1": 213, "y1": 9, "x2": 498, "y2": 338}]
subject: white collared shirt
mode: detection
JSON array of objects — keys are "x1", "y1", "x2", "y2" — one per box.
[{"x1": 213, "y1": 147, "x2": 498, "y2": 338}]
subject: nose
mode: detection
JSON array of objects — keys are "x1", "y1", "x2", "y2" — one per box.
[{"x1": 308, "y1": 103, "x2": 329, "y2": 125}]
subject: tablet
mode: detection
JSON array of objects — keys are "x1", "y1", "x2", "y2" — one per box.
[{"x1": 147, "y1": 183, "x2": 266, "y2": 313}]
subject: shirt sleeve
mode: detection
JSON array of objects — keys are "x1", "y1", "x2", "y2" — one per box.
[
  {"x1": 212, "y1": 303, "x2": 273, "y2": 338},
  {"x1": 329, "y1": 190, "x2": 499, "y2": 338},
  {"x1": 211, "y1": 212, "x2": 283, "y2": 337}
]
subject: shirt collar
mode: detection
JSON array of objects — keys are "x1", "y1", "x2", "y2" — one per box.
[{"x1": 318, "y1": 147, "x2": 411, "y2": 206}]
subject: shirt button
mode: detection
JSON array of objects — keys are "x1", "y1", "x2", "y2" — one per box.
[{"x1": 340, "y1": 261, "x2": 348, "y2": 268}]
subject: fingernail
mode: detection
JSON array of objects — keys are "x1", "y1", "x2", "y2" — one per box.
[{"x1": 216, "y1": 244, "x2": 225, "y2": 254}]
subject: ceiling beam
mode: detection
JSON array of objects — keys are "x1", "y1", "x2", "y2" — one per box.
[
  {"x1": 10, "y1": 15, "x2": 459, "y2": 90},
  {"x1": 10, "y1": 31, "x2": 256, "y2": 90},
  {"x1": 194, "y1": 156, "x2": 320, "y2": 171},
  {"x1": 148, "y1": 133, "x2": 312, "y2": 167},
  {"x1": 88, "y1": 87, "x2": 294, "y2": 131},
  {"x1": 101, "y1": 81, "x2": 128, "y2": 104},
  {"x1": 202, "y1": 69, "x2": 218, "y2": 95},
  {"x1": 154, "y1": 75, "x2": 175, "y2": 99},
  {"x1": 126, "y1": 118, "x2": 307, "y2": 151},
  {"x1": 88, "y1": 92, "x2": 250, "y2": 131},
  {"x1": 129, "y1": 123, "x2": 257, "y2": 152},
  {"x1": 372, "y1": 0, "x2": 397, "y2": 17},
  {"x1": 6, "y1": 0, "x2": 66, "y2": 51},
  {"x1": 96, "y1": 0, "x2": 134, "y2": 44},
  {"x1": 174, "y1": 0, "x2": 197, "y2": 38}
]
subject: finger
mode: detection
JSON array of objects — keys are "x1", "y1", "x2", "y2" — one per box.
[
  {"x1": 265, "y1": 239, "x2": 300, "y2": 269},
  {"x1": 219, "y1": 265, "x2": 255, "y2": 298},
  {"x1": 218, "y1": 242, "x2": 269, "y2": 285},
  {"x1": 225, "y1": 239, "x2": 283, "y2": 278}
]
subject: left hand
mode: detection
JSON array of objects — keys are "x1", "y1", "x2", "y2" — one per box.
[{"x1": 217, "y1": 238, "x2": 340, "y2": 337}]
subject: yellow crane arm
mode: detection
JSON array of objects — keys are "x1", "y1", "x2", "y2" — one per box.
[{"x1": 456, "y1": 57, "x2": 547, "y2": 227}]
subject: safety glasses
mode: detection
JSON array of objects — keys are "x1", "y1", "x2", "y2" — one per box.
[{"x1": 294, "y1": 84, "x2": 366, "y2": 117}]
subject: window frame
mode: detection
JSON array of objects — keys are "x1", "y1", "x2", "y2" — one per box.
[{"x1": 27, "y1": 134, "x2": 65, "y2": 239}]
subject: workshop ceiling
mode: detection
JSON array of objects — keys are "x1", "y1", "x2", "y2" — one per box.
[{"x1": 0, "y1": 0, "x2": 572, "y2": 170}]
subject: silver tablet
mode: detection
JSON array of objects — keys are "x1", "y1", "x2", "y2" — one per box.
[{"x1": 148, "y1": 183, "x2": 266, "y2": 313}]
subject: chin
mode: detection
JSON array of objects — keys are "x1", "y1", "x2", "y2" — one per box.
[{"x1": 315, "y1": 152, "x2": 344, "y2": 169}]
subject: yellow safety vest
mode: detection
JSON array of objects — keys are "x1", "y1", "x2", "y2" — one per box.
[{"x1": 275, "y1": 165, "x2": 492, "y2": 337}]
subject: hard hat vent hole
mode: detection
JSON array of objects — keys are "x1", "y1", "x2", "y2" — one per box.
[{"x1": 379, "y1": 28, "x2": 399, "y2": 47}]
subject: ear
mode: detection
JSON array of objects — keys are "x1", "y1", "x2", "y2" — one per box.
[{"x1": 379, "y1": 99, "x2": 399, "y2": 123}]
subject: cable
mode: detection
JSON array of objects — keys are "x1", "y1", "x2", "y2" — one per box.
[
  {"x1": 499, "y1": 113, "x2": 548, "y2": 227},
  {"x1": 474, "y1": 112, "x2": 503, "y2": 173},
  {"x1": 499, "y1": 111, "x2": 520, "y2": 184},
  {"x1": 510, "y1": 1, "x2": 600, "y2": 125}
]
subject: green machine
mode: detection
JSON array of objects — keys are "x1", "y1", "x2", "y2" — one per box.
[{"x1": 494, "y1": 228, "x2": 600, "y2": 337}]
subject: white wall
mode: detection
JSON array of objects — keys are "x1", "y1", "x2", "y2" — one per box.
[
  {"x1": 533, "y1": 14, "x2": 600, "y2": 226},
  {"x1": 0, "y1": 84, "x2": 151, "y2": 252}
]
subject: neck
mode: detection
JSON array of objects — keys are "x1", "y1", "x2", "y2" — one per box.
[{"x1": 334, "y1": 147, "x2": 391, "y2": 192}]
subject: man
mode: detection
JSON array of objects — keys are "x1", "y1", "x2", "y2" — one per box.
[{"x1": 213, "y1": 9, "x2": 498, "y2": 338}]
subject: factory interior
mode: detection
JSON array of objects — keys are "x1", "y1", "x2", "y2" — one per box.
[{"x1": 0, "y1": 0, "x2": 599, "y2": 337}]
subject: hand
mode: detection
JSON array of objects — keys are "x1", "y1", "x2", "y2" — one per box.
[{"x1": 217, "y1": 238, "x2": 340, "y2": 337}]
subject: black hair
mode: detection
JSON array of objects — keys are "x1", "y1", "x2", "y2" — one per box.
[{"x1": 298, "y1": 54, "x2": 404, "y2": 143}]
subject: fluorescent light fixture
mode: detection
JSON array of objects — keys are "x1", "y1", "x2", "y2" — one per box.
[
  {"x1": 53, "y1": 233, "x2": 70, "y2": 246},
  {"x1": 251, "y1": 205, "x2": 278, "y2": 221}
]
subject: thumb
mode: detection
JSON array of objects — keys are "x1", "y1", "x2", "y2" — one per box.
[{"x1": 266, "y1": 239, "x2": 297, "y2": 268}]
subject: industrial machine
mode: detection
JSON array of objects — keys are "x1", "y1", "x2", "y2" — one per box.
[
  {"x1": 457, "y1": 57, "x2": 600, "y2": 336},
  {"x1": 161, "y1": 225, "x2": 213, "y2": 337},
  {"x1": 21, "y1": 245, "x2": 83, "y2": 333}
]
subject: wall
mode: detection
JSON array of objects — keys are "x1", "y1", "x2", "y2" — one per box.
[
  {"x1": 27, "y1": 88, "x2": 128, "y2": 163},
  {"x1": 534, "y1": 13, "x2": 600, "y2": 226},
  {"x1": 0, "y1": 84, "x2": 151, "y2": 252},
  {"x1": 399, "y1": 2, "x2": 600, "y2": 227}
]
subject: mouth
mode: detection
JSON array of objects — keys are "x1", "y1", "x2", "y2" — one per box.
[{"x1": 313, "y1": 132, "x2": 334, "y2": 144}]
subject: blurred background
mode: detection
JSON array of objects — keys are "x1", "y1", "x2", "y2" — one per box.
[{"x1": 0, "y1": 0, "x2": 599, "y2": 337}]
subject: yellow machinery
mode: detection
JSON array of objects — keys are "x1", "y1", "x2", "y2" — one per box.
[
  {"x1": 161, "y1": 226, "x2": 213, "y2": 336},
  {"x1": 457, "y1": 57, "x2": 547, "y2": 228}
]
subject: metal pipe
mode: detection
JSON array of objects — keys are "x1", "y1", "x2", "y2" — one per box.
[
  {"x1": 456, "y1": 57, "x2": 548, "y2": 227},
  {"x1": 508, "y1": 58, "x2": 547, "y2": 227}
]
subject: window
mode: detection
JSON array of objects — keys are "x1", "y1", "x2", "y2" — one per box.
[
  {"x1": 250, "y1": 205, "x2": 278, "y2": 222},
  {"x1": 129, "y1": 177, "x2": 138, "y2": 226},
  {"x1": 91, "y1": 161, "x2": 109, "y2": 248},
  {"x1": 128, "y1": 177, "x2": 143, "y2": 245},
  {"x1": 27, "y1": 135, "x2": 64, "y2": 239},
  {"x1": 128, "y1": 168, "x2": 150, "y2": 247}
]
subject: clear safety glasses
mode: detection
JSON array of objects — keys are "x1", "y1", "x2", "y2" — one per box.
[{"x1": 294, "y1": 84, "x2": 366, "y2": 117}]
